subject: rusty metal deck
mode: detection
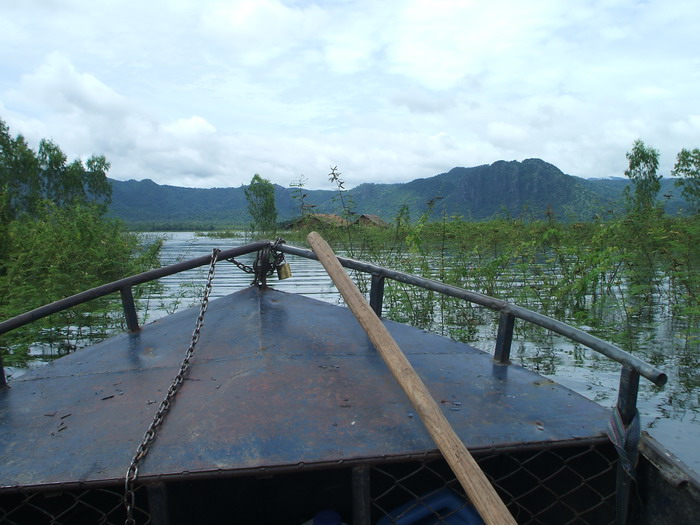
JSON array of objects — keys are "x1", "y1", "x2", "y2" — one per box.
[{"x1": 0, "y1": 286, "x2": 609, "y2": 490}]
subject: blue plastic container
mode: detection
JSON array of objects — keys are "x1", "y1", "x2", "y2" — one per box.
[
  {"x1": 313, "y1": 510, "x2": 343, "y2": 525},
  {"x1": 301, "y1": 510, "x2": 346, "y2": 525},
  {"x1": 377, "y1": 488, "x2": 483, "y2": 525}
]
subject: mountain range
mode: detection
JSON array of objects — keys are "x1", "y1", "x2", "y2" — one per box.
[{"x1": 107, "y1": 158, "x2": 689, "y2": 229}]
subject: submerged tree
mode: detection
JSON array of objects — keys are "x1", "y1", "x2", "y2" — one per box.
[
  {"x1": 244, "y1": 173, "x2": 277, "y2": 235},
  {"x1": 672, "y1": 147, "x2": 700, "y2": 213},
  {"x1": 623, "y1": 139, "x2": 661, "y2": 214},
  {"x1": 289, "y1": 174, "x2": 315, "y2": 220},
  {"x1": 328, "y1": 166, "x2": 356, "y2": 222}
]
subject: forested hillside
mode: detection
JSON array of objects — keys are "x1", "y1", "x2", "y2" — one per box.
[{"x1": 108, "y1": 158, "x2": 691, "y2": 228}]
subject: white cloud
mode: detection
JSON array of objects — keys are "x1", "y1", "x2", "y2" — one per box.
[
  {"x1": 164, "y1": 116, "x2": 217, "y2": 137},
  {"x1": 199, "y1": 0, "x2": 324, "y2": 67},
  {"x1": 487, "y1": 122, "x2": 529, "y2": 146},
  {"x1": 18, "y1": 52, "x2": 130, "y2": 117},
  {"x1": 0, "y1": 0, "x2": 698, "y2": 190}
]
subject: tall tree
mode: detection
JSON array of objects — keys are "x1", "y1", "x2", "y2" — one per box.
[
  {"x1": 37, "y1": 139, "x2": 112, "y2": 209},
  {"x1": 38, "y1": 138, "x2": 69, "y2": 205},
  {"x1": 672, "y1": 147, "x2": 700, "y2": 212},
  {"x1": 0, "y1": 117, "x2": 161, "y2": 365},
  {"x1": 0, "y1": 120, "x2": 40, "y2": 218},
  {"x1": 623, "y1": 139, "x2": 661, "y2": 213},
  {"x1": 244, "y1": 173, "x2": 277, "y2": 235},
  {"x1": 0, "y1": 117, "x2": 112, "y2": 218},
  {"x1": 85, "y1": 155, "x2": 112, "y2": 212}
]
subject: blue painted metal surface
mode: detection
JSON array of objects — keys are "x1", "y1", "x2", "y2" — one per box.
[{"x1": 0, "y1": 286, "x2": 609, "y2": 490}]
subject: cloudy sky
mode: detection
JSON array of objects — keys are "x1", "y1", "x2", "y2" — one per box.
[{"x1": 1, "y1": 0, "x2": 698, "y2": 190}]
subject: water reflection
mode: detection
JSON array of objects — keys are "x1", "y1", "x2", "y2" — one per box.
[{"x1": 139, "y1": 232, "x2": 342, "y2": 324}]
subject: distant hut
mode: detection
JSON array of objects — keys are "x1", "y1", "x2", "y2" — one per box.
[
  {"x1": 288, "y1": 213, "x2": 350, "y2": 230},
  {"x1": 357, "y1": 214, "x2": 390, "y2": 228}
]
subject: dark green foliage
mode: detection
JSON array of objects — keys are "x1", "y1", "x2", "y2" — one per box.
[
  {"x1": 106, "y1": 159, "x2": 696, "y2": 228},
  {"x1": 673, "y1": 148, "x2": 700, "y2": 212},
  {"x1": 0, "y1": 117, "x2": 162, "y2": 367},
  {"x1": 0, "y1": 120, "x2": 40, "y2": 218},
  {"x1": 410, "y1": 160, "x2": 604, "y2": 221},
  {"x1": 624, "y1": 139, "x2": 661, "y2": 213},
  {"x1": 303, "y1": 211, "x2": 698, "y2": 343},
  {"x1": 579, "y1": 177, "x2": 687, "y2": 217},
  {"x1": 0, "y1": 203, "x2": 163, "y2": 366},
  {"x1": 288, "y1": 157, "x2": 698, "y2": 403},
  {"x1": 244, "y1": 174, "x2": 278, "y2": 235},
  {"x1": 0, "y1": 118, "x2": 111, "y2": 218},
  {"x1": 109, "y1": 178, "x2": 250, "y2": 227}
]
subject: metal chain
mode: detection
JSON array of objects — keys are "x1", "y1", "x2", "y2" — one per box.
[
  {"x1": 227, "y1": 238, "x2": 286, "y2": 285},
  {"x1": 124, "y1": 248, "x2": 221, "y2": 525},
  {"x1": 228, "y1": 257, "x2": 256, "y2": 275}
]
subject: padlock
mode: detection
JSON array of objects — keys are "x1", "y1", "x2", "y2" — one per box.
[{"x1": 276, "y1": 260, "x2": 292, "y2": 280}]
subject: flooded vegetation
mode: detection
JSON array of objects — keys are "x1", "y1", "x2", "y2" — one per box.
[{"x1": 2, "y1": 216, "x2": 699, "y2": 475}]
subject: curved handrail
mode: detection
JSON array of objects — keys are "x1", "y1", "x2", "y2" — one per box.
[
  {"x1": 0, "y1": 241, "x2": 270, "y2": 337},
  {"x1": 279, "y1": 244, "x2": 668, "y2": 387},
  {"x1": 0, "y1": 240, "x2": 667, "y2": 389}
]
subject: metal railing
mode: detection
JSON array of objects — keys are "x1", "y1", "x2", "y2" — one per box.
[
  {"x1": 0, "y1": 241, "x2": 269, "y2": 386},
  {"x1": 1, "y1": 239, "x2": 667, "y2": 425}
]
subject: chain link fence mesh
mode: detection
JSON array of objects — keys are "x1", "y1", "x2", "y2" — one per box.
[
  {"x1": 372, "y1": 441, "x2": 617, "y2": 524},
  {"x1": 0, "y1": 485, "x2": 150, "y2": 525},
  {"x1": 0, "y1": 441, "x2": 617, "y2": 524}
]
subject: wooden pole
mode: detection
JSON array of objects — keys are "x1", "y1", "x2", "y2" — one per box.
[{"x1": 307, "y1": 232, "x2": 516, "y2": 525}]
